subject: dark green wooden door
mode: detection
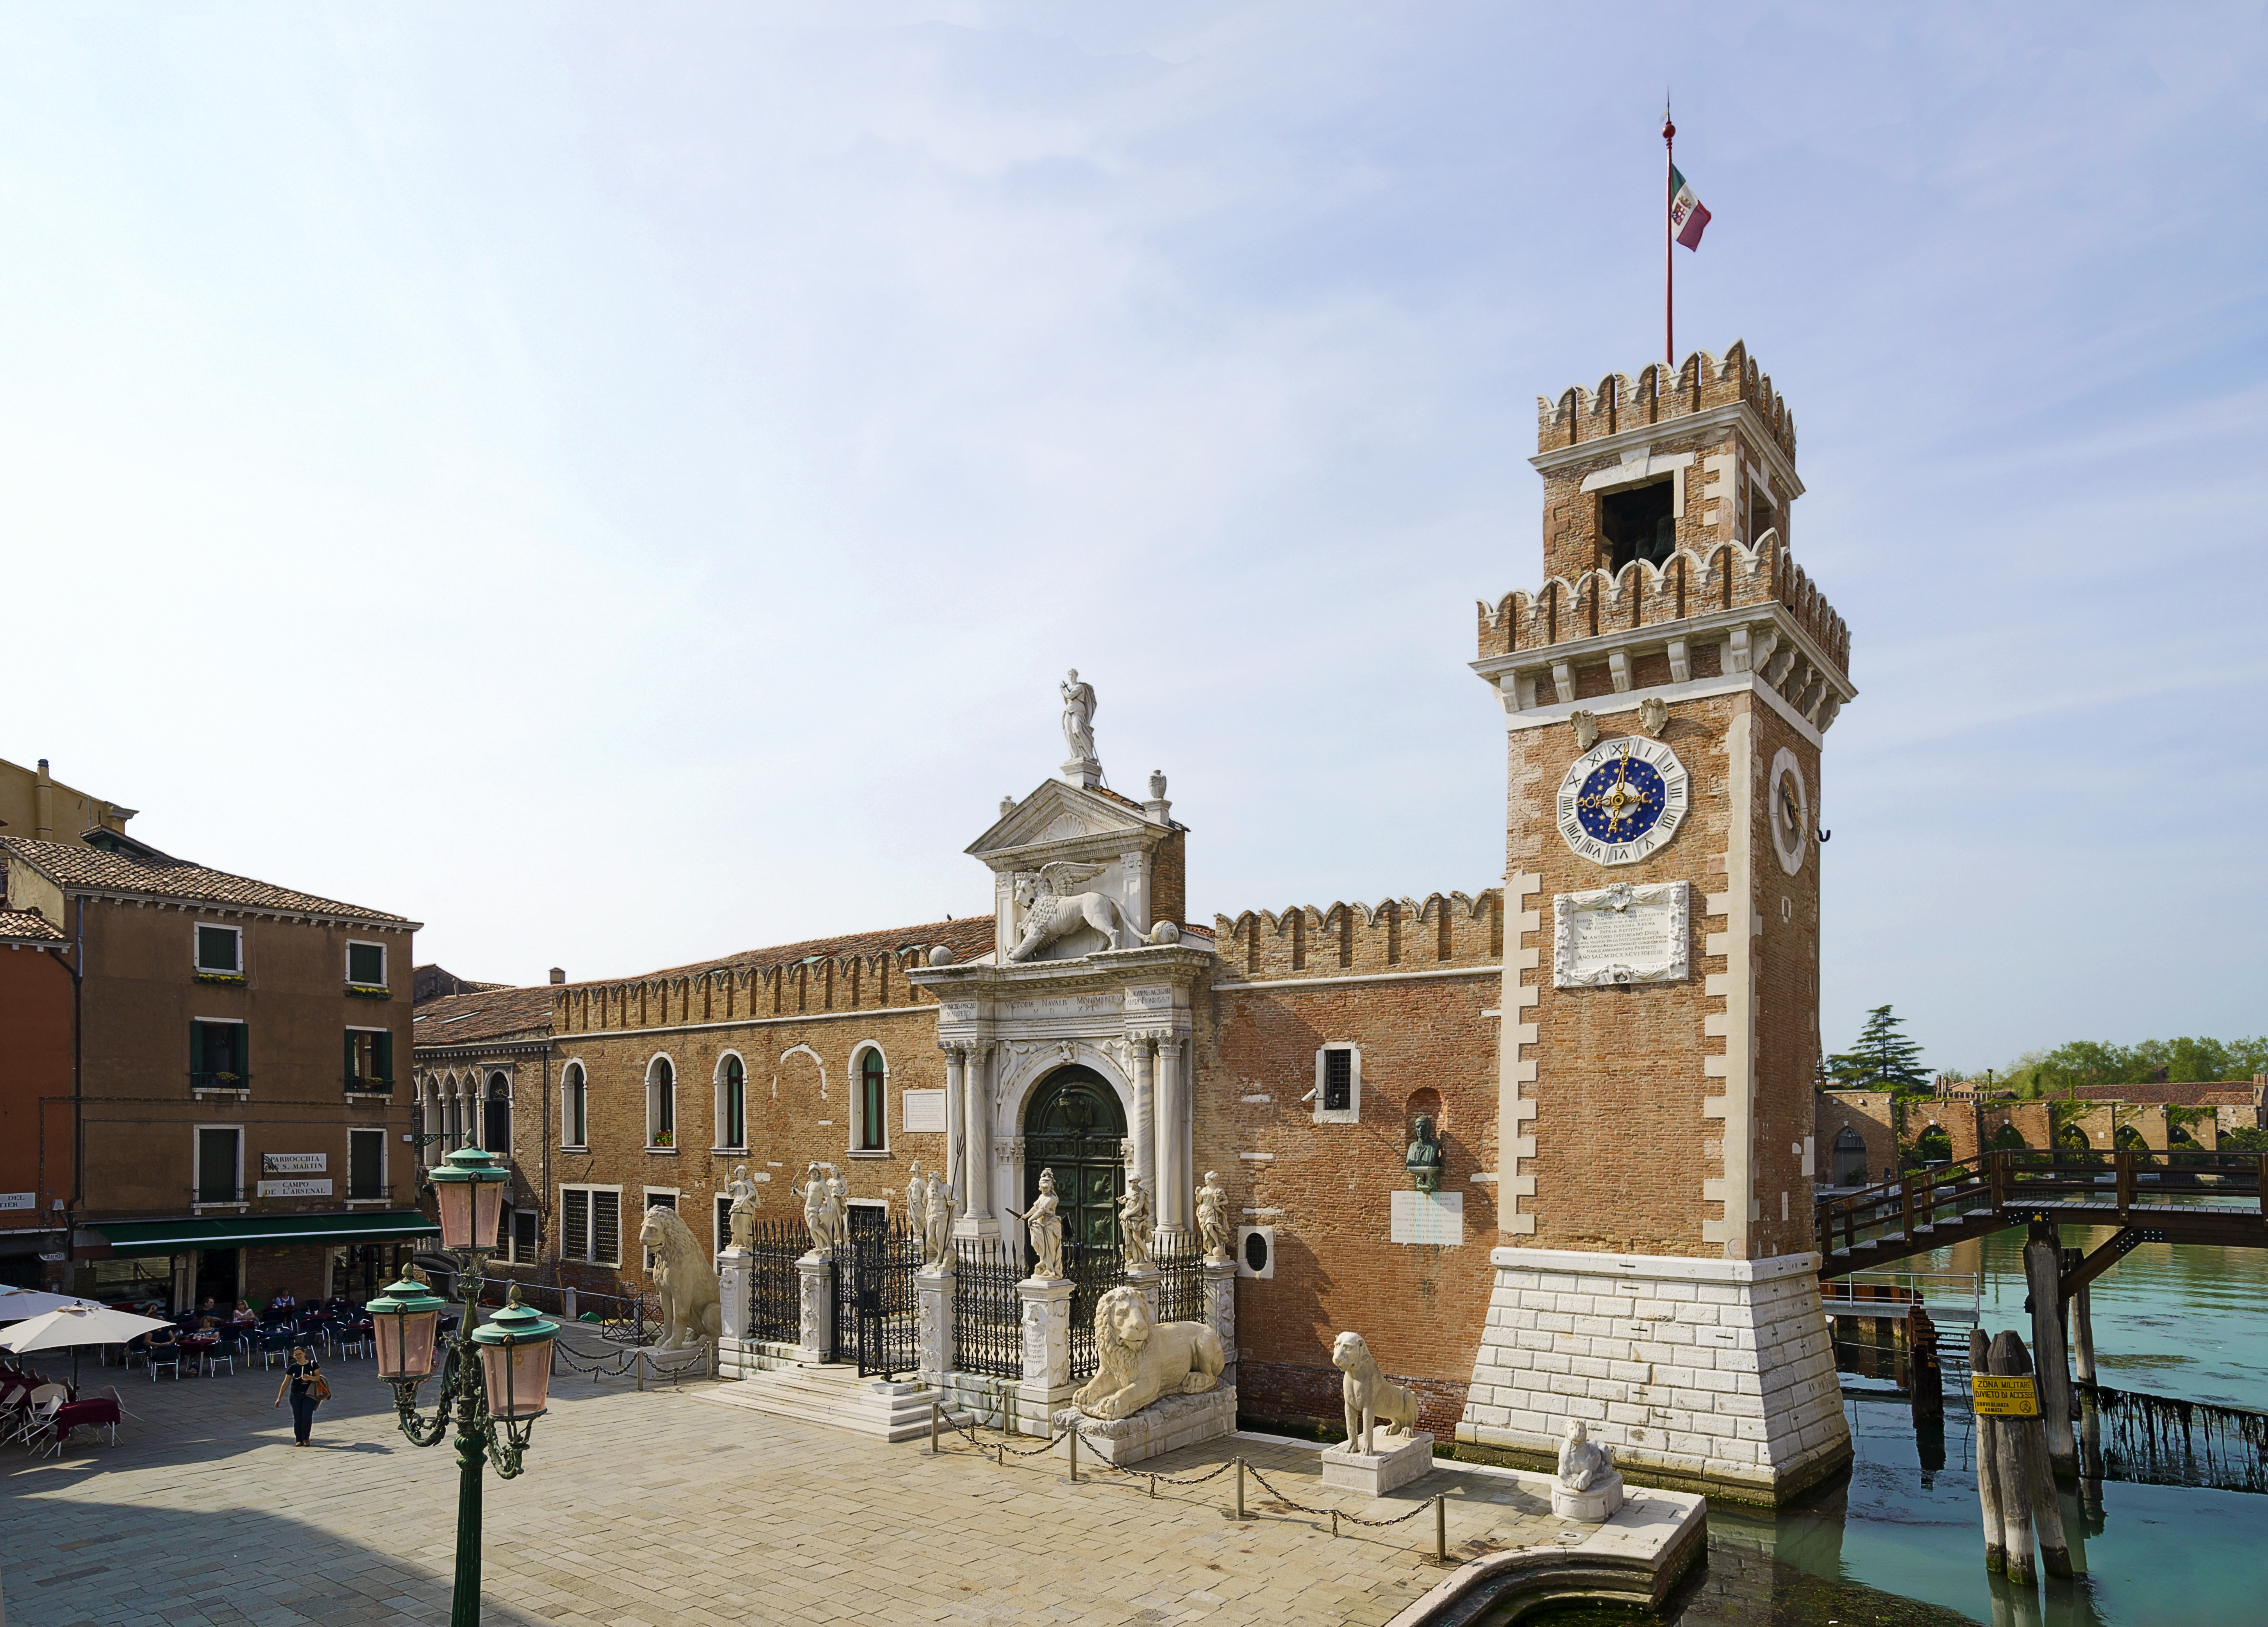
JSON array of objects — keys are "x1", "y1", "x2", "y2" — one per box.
[{"x1": 1023, "y1": 1068, "x2": 1127, "y2": 1258}]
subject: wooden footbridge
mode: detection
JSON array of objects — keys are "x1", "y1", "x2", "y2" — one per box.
[{"x1": 1815, "y1": 1149, "x2": 2268, "y2": 1296}]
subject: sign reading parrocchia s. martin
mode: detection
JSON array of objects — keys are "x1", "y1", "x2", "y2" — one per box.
[{"x1": 1971, "y1": 1375, "x2": 2040, "y2": 1417}]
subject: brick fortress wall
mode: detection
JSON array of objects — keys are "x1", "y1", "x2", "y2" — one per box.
[{"x1": 1201, "y1": 890, "x2": 1502, "y2": 1438}]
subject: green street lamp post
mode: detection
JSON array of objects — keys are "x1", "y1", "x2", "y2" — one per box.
[{"x1": 370, "y1": 1146, "x2": 558, "y2": 1627}]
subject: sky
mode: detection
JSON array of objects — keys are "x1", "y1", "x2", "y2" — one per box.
[{"x1": 3, "y1": 3, "x2": 2263, "y2": 1072}]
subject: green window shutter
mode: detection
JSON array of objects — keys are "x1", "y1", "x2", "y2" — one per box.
[
  {"x1": 193, "y1": 1021, "x2": 204, "y2": 1077},
  {"x1": 375, "y1": 1030, "x2": 393, "y2": 1082},
  {"x1": 238, "y1": 1023, "x2": 248, "y2": 1084},
  {"x1": 345, "y1": 1030, "x2": 357, "y2": 1083}
]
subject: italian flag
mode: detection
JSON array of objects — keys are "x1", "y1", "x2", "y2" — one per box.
[{"x1": 1669, "y1": 165, "x2": 1711, "y2": 249}]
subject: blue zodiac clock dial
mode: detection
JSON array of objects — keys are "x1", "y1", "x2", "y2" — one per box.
[{"x1": 1555, "y1": 735, "x2": 1690, "y2": 866}]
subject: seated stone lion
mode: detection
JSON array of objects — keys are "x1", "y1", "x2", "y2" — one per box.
[
  {"x1": 1071, "y1": 1286, "x2": 1226, "y2": 1421},
  {"x1": 1331, "y1": 1330, "x2": 1422, "y2": 1454}
]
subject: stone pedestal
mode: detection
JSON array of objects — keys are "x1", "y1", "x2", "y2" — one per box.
[
  {"x1": 715, "y1": 1247, "x2": 750, "y2": 1346},
  {"x1": 1015, "y1": 1275, "x2": 1073, "y2": 1435},
  {"x1": 1321, "y1": 1431, "x2": 1436, "y2": 1496},
  {"x1": 797, "y1": 1252, "x2": 834, "y2": 1364},
  {"x1": 1202, "y1": 1258, "x2": 1238, "y2": 1358},
  {"x1": 914, "y1": 1264, "x2": 954, "y2": 1386},
  {"x1": 1457, "y1": 1246, "x2": 1850, "y2": 1505},
  {"x1": 1053, "y1": 1385, "x2": 1236, "y2": 1466},
  {"x1": 1122, "y1": 1265, "x2": 1162, "y2": 1325},
  {"x1": 1552, "y1": 1470, "x2": 1627, "y2": 1523}
]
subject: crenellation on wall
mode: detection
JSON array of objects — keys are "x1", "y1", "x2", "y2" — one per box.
[
  {"x1": 1534, "y1": 343, "x2": 1794, "y2": 461},
  {"x1": 1212, "y1": 890, "x2": 1503, "y2": 983}
]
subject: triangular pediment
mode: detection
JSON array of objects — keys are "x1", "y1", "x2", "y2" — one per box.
[{"x1": 966, "y1": 780, "x2": 1157, "y2": 865}]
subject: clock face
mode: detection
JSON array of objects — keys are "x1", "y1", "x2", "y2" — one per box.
[
  {"x1": 1556, "y1": 736, "x2": 1690, "y2": 866},
  {"x1": 1769, "y1": 747, "x2": 1807, "y2": 876}
]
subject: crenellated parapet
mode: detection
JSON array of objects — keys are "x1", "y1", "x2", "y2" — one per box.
[
  {"x1": 1212, "y1": 889, "x2": 1502, "y2": 982},
  {"x1": 1475, "y1": 532, "x2": 1849, "y2": 676},
  {"x1": 553, "y1": 938, "x2": 973, "y2": 1035},
  {"x1": 1536, "y1": 340, "x2": 1794, "y2": 460}
]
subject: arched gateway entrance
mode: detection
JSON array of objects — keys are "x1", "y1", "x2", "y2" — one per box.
[{"x1": 1023, "y1": 1067, "x2": 1126, "y2": 1261}]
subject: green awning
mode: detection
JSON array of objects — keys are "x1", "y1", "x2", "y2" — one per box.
[{"x1": 91, "y1": 1210, "x2": 439, "y2": 1257}]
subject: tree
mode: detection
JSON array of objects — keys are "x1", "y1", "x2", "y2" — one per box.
[{"x1": 1827, "y1": 1005, "x2": 1930, "y2": 1093}]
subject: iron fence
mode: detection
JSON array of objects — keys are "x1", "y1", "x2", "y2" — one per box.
[
  {"x1": 953, "y1": 1237, "x2": 1022, "y2": 1379},
  {"x1": 746, "y1": 1216, "x2": 805, "y2": 1345},
  {"x1": 848, "y1": 1221, "x2": 920, "y2": 1379},
  {"x1": 1156, "y1": 1237, "x2": 1205, "y2": 1326},
  {"x1": 1066, "y1": 1238, "x2": 1123, "y2": 1383}
]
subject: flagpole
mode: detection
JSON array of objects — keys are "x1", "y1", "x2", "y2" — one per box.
[{"x1": 1663, "y1": 105, "x2": 1675, "y2": 370}]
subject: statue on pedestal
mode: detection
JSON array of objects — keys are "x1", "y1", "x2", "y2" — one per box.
[
  {"x1": 726, "y1": 1164, "x2": 759, "y2": 1251},
  {"x1": 795, "y1": 1162, "x2": 844, "y2": 1252},
  {"x1": 1070, "y1": 1286, "x2": 1226, "y2": 1421},
  {"x1": 923, "y1": 1177, "x2": 955, "y2": 1268},
  {"x1": 1332, "y1": 1331, "x2": 1423, "y2": 1455},
  {"x1": 1061, "y1": 669, "x2": 1097, "y2": 763},
  {"x1": 1118, "y1": 1176, "x2": 1154, "y2": 1269},
  {"x1": 906, "y1": 1162, "x2": 926, "y2": 1231},
  {"x1": 1197, "y1": 1170, "x2": 1231, "y2": 1263},
  {"x1": 1011, "y1": 1168, "x2": 1065, "y2": 1280}
]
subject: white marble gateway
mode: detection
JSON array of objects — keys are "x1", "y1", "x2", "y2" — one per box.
[{"x1": 1552, "y1": 881, "x2": 1688, "y2": 989}]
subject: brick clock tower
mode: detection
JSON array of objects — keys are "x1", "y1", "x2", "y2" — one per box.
[{"x1": 1455, "y1": 343, "x2": 1858, "y2": 1504}]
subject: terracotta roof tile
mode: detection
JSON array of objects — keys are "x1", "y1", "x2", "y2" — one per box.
[
  {"x1": 0, "y1": 907, "x2": 66, "y2": 943},
  {"x1": 1, "y1": 835, "x2": 412, "y2": 926},
  {"x1": 413, "y1": 984, "x2": 560, "y2": 1048}
]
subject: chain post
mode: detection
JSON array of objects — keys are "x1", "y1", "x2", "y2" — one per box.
[
  {"x1": 1434, "y1": 1493, "x2": 1447, "y2": 1562},
  {"x1": 1069, "y1": 1430, "x2": 1079, "y2": 1482},
  {"x1": 1234, "y1": 1457, "x2": 1247, "y2": 1520},
  {"x1": 930, "y1": 1401, "x2": 941, "y2": 1455}
]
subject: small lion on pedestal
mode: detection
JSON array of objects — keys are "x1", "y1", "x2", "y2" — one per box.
[
  {"x1": 1071, "y1": 1286, "x2": 1226, "y2": 1421},
  {"x1": 1331, "y1": 1331, "x2": 1422, "y2": 1454}
]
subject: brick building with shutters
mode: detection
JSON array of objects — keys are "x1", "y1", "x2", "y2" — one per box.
[{"x1": 0, "y1": 830, "x2": 430, "y2": 1309}]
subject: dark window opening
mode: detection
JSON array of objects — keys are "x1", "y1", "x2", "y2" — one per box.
[
  {"x1": 347, "y1": 942, "x2": 386, "y2": 986},
  {"x1": 193, "y1": 1020, "x2": 246, "y2": 1088},
  {"x1": 1749, "y1": 493, "x2": 1775, "y2": 544},
  {"x1": 345, "y1": 1029, "x2": 393, "y2": 1087},
  {"x1": 485, "y1": 1075, "x2": 511, "y2": 1155},
  {"x1": 1243, "y1": 1231, "x2": 1270, "y2": 1273},
  {"x1": 1601, "y1": 479, "x2": 1677, "y2": 572},
  {"x1": 195, "y1": 925, "x2": 240, "y2": 973},
  {"x1": 860, "y1": 1051, "x2": 886, "y2": 1150},
  {"x1": 512, "y1": 1209, "x2": 538, "y2": 1262},
  {"x1": 1322, "y1": 1049, "x2": 1353, "y2": 1113},
  {"x1": 196, "y1": 1126, "x2": 240, "y2": 1203},
  {"x1": 723, "y1": 1057, "x2": 746, "y2": 1149},
  {"x1": 566, "y1": 1064, "x2": 587, "y2": 1146},
  {"x1": 348, "y1": 1128, "x2": 384, "y2": 1200}
]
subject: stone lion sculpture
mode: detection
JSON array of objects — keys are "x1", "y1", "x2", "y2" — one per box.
[
  {"x1": 639, "y1": 1203, "x2": 723, "y2": 1353},
  {"x1": 1331, "y1": 1331, "x2": 1422, "y2": 1454},
  {"x1": 1070, "y1": 1286, "x2": 1226, "y2": 1421}
]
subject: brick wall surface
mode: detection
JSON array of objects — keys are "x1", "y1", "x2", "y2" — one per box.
[{"x1": 1195, "y1": 966, "x2": 1500, "y2": 1435}]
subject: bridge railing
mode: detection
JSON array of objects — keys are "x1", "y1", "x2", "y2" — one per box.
[{"x1": 1816, "y1": 1149, "x2": 2268, "y2": 1260}]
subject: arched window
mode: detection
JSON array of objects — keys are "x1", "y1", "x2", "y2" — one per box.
[
  {"x1": 485, "y1": 1073, "x2": 512, "y2": 1158},
  {"x1": 857, "y1": 1048, "x2": 887, "y2": 1152},
  {"x1": 563, "y1": 1062, "x2": 588, "y2": 1149},
  {"x1": 443, "y1": 1093, "x2": 462, "y2": 1152},
  {"x1": 1913, "y1": 1124, "x2": 1953, "y2": 1165},
  {"x1": 718, "y1": 1055, "x2": 746, "y2": 1150},
  {"x1": 1830, "y1": 1125, "x2": 1870, "y2": 1186},
  {"x1": 647, "y1": 1057, "x2": 676, "y2": 1148}
]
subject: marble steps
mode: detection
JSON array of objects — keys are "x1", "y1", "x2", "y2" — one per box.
[{"x1": 701, "y1": 1359, "x2": 969, "y2": 1443}]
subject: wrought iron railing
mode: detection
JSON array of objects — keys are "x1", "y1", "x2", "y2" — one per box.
[
  {"x1": 848, "y1": 1221, "x2": 920, "y2": 1379},
  {"x1": 745, "y1": 1217, "x2": 805, "y2": 1345},
  {"x1": 1065, "y1": 1238, "x2": 1123, "y2": 1384},
  {"x1": 952, "y1": 1237, "x2": 1021, "y2": 1379},
  {"x1": 1155, "y1": 1237, "x2": 1205, "y2": 1326}
]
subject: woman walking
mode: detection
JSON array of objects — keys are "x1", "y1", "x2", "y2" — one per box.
[{"x1": 273, "y1": 1344, "x2": 324, "y2": 1446}]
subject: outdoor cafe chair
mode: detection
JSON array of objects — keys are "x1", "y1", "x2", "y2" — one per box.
[
  {"x1": 11, "y1": 1383, "x2": 69, "y2": 1448},
  {"x1": 258, "y1": 1330, "x2": 296, "y2": 1370},
  {"x1": 199, "y1": 1339, "x2": 236, "y2": 1377},
  {"x1": 146, "y1": 1338, "x2": 183, "y2": 1381}
]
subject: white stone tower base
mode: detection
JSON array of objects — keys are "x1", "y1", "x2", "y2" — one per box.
[{"x1": 1455, "y1": 1247, "x2": 1848, "y2": 1506}]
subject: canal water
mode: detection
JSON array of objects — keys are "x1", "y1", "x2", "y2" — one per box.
[{"x1": 1545, "y1": 1226, "x2": 2268, "y2": 1627}]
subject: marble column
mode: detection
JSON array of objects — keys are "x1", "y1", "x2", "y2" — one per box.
[
  {"x1": 943, "y1": 1045, "x2": 966, "y2": 1210},
  {"x1": 914, "y1": 1262, "x2": 954, "y2": 1388},
  {"x1": 716, "y1": 1246, "x2": 750, "y2": 1375},
  {"x1": 956, "y1": 1044, "x2": 1000, "y2": 1239},
  {"x1": 796, "y1": 1252, "x2": 834, "y2": 1364},
  {"x1": 1014, "y1": 1275, "x2": 1074, "y2": 1436},
  {"x1": 1154, "y1": 1037, "x2": 1189, "y2": 1243},
  {"x1": 1131, "y1": 1035, "x2": 1157, "y2": 1209}
]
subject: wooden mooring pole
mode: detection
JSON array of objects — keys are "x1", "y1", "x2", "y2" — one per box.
[
  {"x1": 1989, "y1": 1329, "x2": 2074, "y2": 1580},
  {"x1": 2022, "y1": 1225, "x2": 2077, "y2": 1475},
  {"x1": 1970, "y1": 1330, "x2": 2007, "y2": 1575}
]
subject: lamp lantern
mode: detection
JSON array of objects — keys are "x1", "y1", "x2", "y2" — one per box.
[
  {"x1": 430, "y1": 1146, "x2": 509, "y2": 1252},
  {"x1": 469, "y1": 1291, "x2": 559, "y2": 1421},
  {"x1": 369, "y1": 1274, "x2": 446, "y2": 1382}
]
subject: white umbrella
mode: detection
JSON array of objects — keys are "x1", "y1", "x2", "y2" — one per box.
[
  {"x1": 1, "y1": 1303, "x2": 177, "y2": 1384},
  {"x1": 0, "y1": 1286, "x2": 104, "y2": 1322}
]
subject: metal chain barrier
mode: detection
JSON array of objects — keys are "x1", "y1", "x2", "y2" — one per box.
[{"x1": 1242, "y1": 1461, "x2": 1435, "y2": 1526}]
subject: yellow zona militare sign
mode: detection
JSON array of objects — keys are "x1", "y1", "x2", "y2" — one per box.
[{"x1": 1972, "y1": 1375, "x2": 2040, "y2": 1417}]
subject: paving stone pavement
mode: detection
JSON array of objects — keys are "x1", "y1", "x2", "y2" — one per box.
[{"x1": 3, "y1": 1338, "x2": 1569, "y2": 1627}]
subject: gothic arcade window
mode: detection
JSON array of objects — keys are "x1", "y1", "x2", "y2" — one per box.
[
  {"x1": 1600, "y1": 479, "x2": 1677, "y2": 572},
  {"x1": 719, "y1": 1055, "x2": 746, "y2": 1150},
  {"x1": 647, "y1": 1057, "x2": 676, "y2": 1148},
  {"x1": 858, "y1": 1049, "x2": 887, "y2": 1151}
]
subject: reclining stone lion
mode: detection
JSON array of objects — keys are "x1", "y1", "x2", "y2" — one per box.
[{"x1": 1071, "y1": 1286, "x2": 1226, "y2": 1420}]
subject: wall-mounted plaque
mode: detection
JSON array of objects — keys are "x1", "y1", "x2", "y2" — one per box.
[
  {"x1": 1389, "y1": 1190, "x2": 1464, "y2": 1246},
  {"x1": 257, "y1": 1178, "x2": 333, "y2": 1198},
  {"x1": 1553, "y1": 881, "x2": 1689, "y2": 988},
  {"x1": 261, "y1": 1153, "x2": 327, "y2": 1175},
  {"x1": 900, "y1": 1089, "x2": 948, "y2": 1133}
]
